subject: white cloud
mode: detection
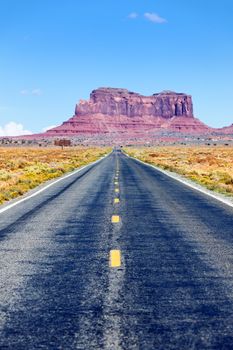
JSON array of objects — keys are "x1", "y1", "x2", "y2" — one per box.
[
  {"x1": 128, "y1": 12, "x2": 138, "y2": 19},
  {"x1": 42, "y1": 125, "x2": 58, "y2": 132},
  {"x1": 20, "y1": 88, "x2": 42, "y2": 96},
  {"x1": 0, "y1": 122, "x2": 32, "y2": 136},
  {"x1": 144, "y1": 12, "x2": 167, "y2": 24}
]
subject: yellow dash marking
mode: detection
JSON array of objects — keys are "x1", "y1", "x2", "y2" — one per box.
[
  {"x1": 112, "y1": 215, "x2": 120, "y2": 223},
  {"x1": 114, "y1": 198, "x2": 120, "y2": 204},
  {"x1": 115, "y1": 188, "x2": 119, "y2": 193},
  {"x1": 114, "y1": 181, "x2": 119, "y2": 185},
  {"x1": 109, "y1": 250, "x2": 121, "y2": 267}
]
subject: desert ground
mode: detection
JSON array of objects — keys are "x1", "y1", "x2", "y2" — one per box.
[
  {"x1": 125, "y1": 145, "x2": 233, "y2": 196},
  {"x1": 0, "y1": 147, "x2": 109, "y2": 204}
]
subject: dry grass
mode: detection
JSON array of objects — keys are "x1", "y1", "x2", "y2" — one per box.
[
  {"x1": 0, "y1": 147, "x2": 110, "y2": 204},
  {"x1": 125, "y1": 146, "x2": 233, "y2": 196}
]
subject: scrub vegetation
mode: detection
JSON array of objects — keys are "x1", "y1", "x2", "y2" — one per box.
[
  {"x1": 0, "y1": 147, "x2": 110, "y2": 204},
  {"x1": 125, "y1": 146, "x2": 233, "y2": 196}
]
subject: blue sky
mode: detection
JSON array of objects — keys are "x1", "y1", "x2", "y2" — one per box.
[{"x1": 0, "y1": 0, "x2": 233, "y2": 134}]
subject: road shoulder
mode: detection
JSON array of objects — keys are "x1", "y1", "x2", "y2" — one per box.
[{"x1": 125, "y1": 152, "x2": 233, "y2": 209}]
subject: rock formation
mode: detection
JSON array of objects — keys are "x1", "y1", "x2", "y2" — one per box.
[
  {"x1": 76, "y1": 88, "x2": 194, "y2": 118},
  {"x1": 46, "y1": 87, "x2": 210, "y2": 136},
  {"x1": 216, "y1": 123, "x2": 233, "y2": 135}
]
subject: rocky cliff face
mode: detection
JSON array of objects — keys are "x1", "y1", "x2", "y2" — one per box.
[
  {"x1": 75, "y1": 88, "x2": 194, "y2": 118},
  {"x1": 46, "y1": 87, "x2": 210, "y2": 136}
]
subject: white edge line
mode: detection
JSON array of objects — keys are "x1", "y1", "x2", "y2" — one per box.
[
  {"x1": 0, "y1": 152, "x2": 110, "y2": 215},
  {"x1": 125, "y1": 152, "x2": 233, "y2": 209}
]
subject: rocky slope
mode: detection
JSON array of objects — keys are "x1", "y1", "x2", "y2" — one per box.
[
  {"x1": 46, "y1": 87, "x2": 211, "y2": 136},
  {"x1": 216, "y1": 123, "x2": 233, "y2": 134}
]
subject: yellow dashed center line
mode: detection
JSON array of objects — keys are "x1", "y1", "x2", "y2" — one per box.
[
  {"x1": 109, "y1": 250, "x2": 121, "y2": 267},
  {"x1": 109, "y1": 161, "x2": 122, "y2": 268},
  {"x1": 112, "y1": 215, "x2": 120, "y2": 223}
]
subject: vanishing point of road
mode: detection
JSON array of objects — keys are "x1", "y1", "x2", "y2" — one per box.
[{"x1": 0, "y1": 150, "x2": 233, "y2": 349}]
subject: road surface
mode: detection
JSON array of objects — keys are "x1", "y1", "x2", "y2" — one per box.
[{"x1": 0, "y1": 150, "x2": 233, "y2": 349}]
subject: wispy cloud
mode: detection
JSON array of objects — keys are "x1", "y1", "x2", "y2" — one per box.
[
  {"x1": 32, "y1": 88, "x2": 42, "y2": 96},
  {"x1": 144, "y1": 12, "x2": 167, "y2": 24},
  {"x1": 20, "y1": 88, "x2": 42, "y2": 96},
  {"x1": 128, "y1": 12, "x2": 139, "y2": 19},
  {"x1": 0, "y1": 122, "x2": 32, "y2": 136},
  {"x1": 20, "y1": 89, "x2": 29, "y2": 95}
]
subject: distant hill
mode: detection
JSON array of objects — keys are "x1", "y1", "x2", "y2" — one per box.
[
  {"x1": 45, "y1": 87, "x2": 211, "y2": 136},
  {"x1": 6, "y1": 87, "x2": 233, "y2": 145}
]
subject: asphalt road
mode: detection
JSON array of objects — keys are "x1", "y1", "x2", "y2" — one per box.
[{"x1": 0, "y1": 150, "x2": 233, "y2": 349}]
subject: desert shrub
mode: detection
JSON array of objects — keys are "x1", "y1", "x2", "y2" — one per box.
[
  {"x1": 124, "y1": 146, "x2": 233, "y2": 196},
  {"x1": 0, "y1": 147, "x2": 110, "y2": 204}
]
